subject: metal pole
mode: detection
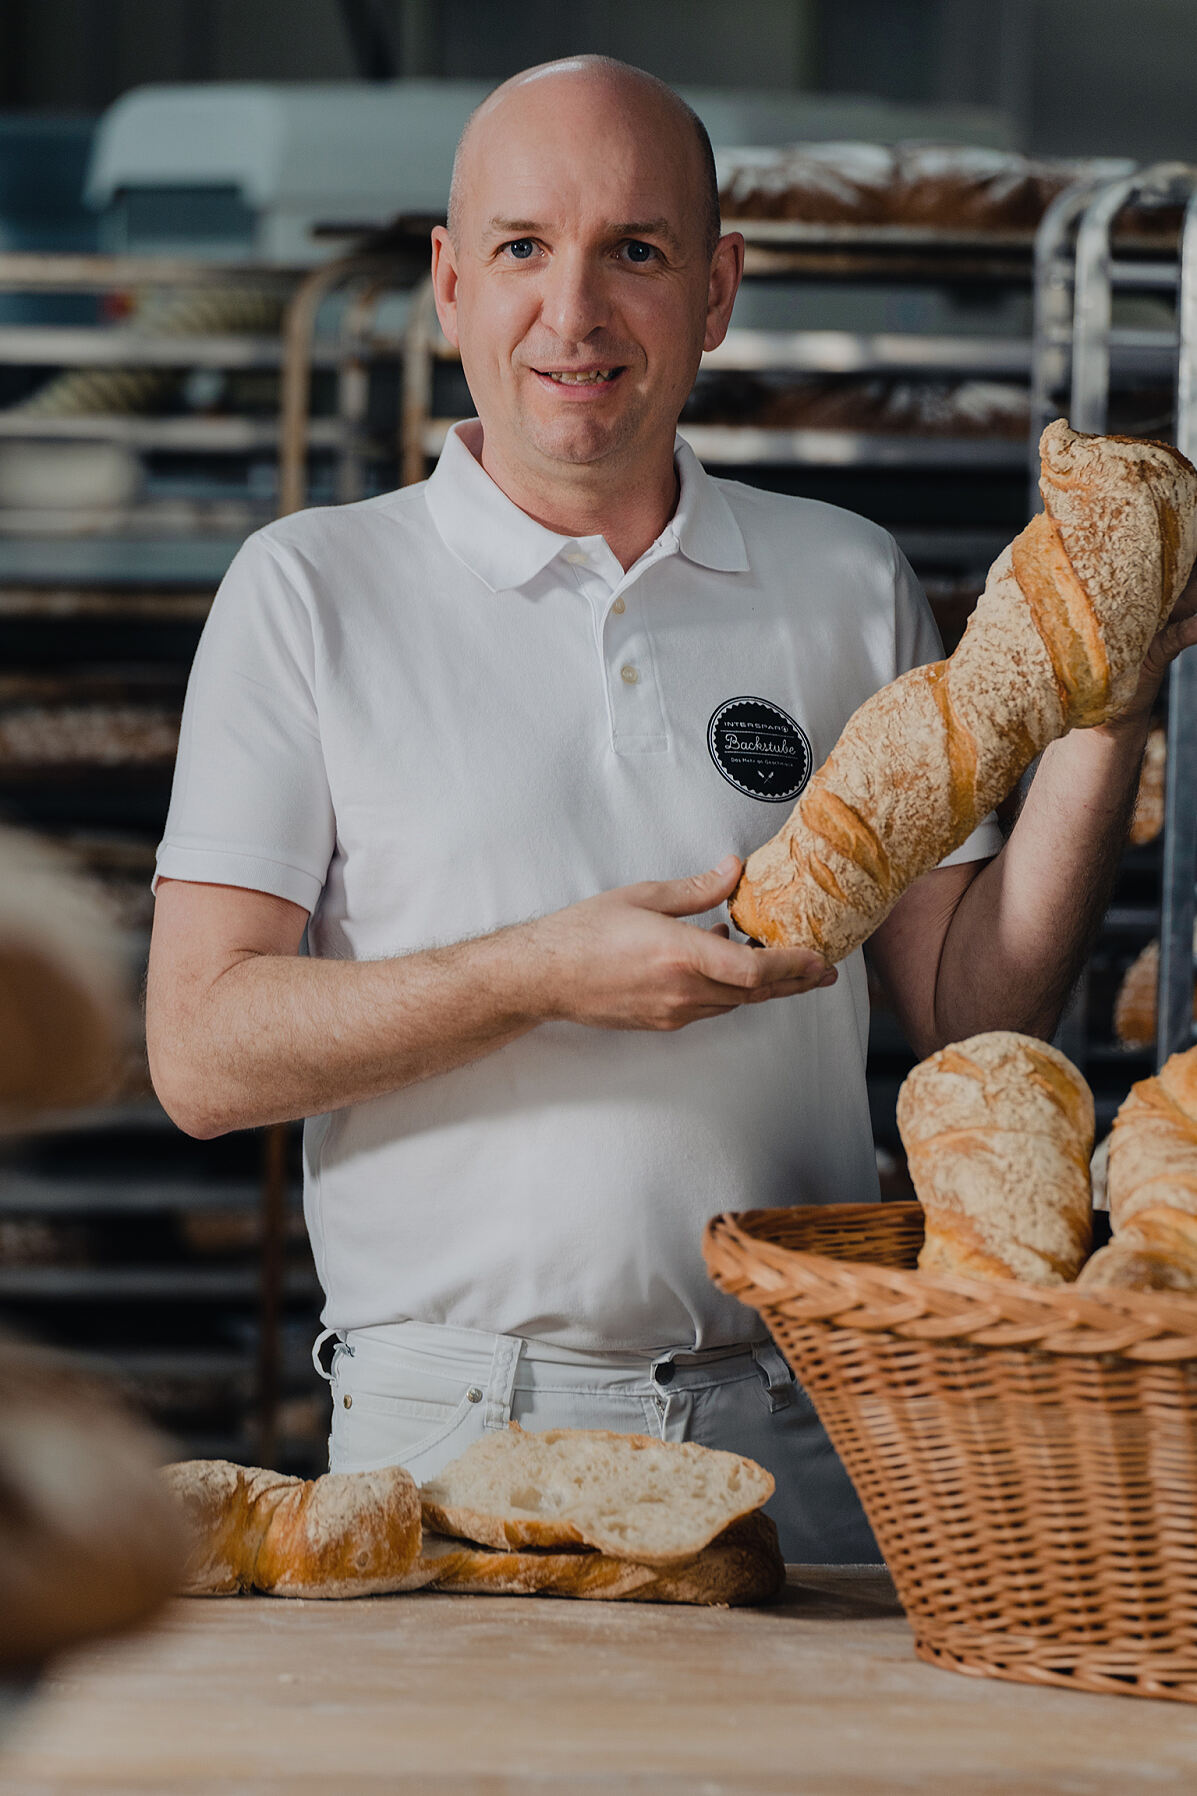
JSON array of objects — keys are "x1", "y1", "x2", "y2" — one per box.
[
  {"x1": 1156, "y1": 180, "x2": 1197, "y2": 1067},
  {"x1": 1028, "y1": 178, "x2": 1115, "y2": 515}
]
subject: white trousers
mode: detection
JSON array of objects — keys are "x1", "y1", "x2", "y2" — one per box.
[{"x1": 313, "y1": 1320, "x2": 878, "y2": 1565}]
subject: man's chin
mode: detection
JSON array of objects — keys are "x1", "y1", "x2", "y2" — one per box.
[{"x1": 522, "y1": 413, "x2": 638, "y2": 469}]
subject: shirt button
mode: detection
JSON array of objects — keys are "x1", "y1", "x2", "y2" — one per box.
[
  {"x1": 620, "y1": 664, "x2": 639, "y2": 685},
  {"x1": 611, "y1": 597, "x2": 626, "y2": 614},
  {"x1": 565, "y1": 551, "x2": 587, "y2": 565}
]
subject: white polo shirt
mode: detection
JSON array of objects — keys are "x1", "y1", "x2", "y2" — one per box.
[{"x1": 155, "y1": 421, "x2": 1001, "y2": 1352}]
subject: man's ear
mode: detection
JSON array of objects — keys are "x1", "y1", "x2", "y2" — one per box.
[
  {"x1": 703, "y1": 232, "x2": 744, "y2": 354},
  {"x1": 430, "y1": 226, "x2": 461, "y2": 349}
]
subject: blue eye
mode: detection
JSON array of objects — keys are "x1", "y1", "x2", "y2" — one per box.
[
  {"x1": 507, "y1": 239, "x2": 536, "y2": 259},
  {"x1": 624, "y1": 241, "x2": 656, "y2": 263}
]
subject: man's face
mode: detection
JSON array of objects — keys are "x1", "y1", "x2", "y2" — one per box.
[{"x1": 432, "y1": 74, "x2": 740, "y2": 485}]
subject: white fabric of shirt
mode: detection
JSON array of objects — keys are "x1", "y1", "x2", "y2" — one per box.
[{"x1": 155, "y1": 421, "x2": 1002, "y2": 1352}]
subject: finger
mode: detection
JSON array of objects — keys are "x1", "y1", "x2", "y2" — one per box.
[
  {"x1": 691, "y1": 962, "x2": 836, "y2": 1007},
  {"x1": 746, "y1": 969, "x2": 838, "y2": 1002},
  {"x1": 1168, "y1": 562, "x2": 1197, "y2": 625},
  {"x1": 1154, "y1": 610, "x2": 1197, "y2": 668},
  {"x1": 709, "y1": 923, "x2": 731, "y2": 939},
  {"x1": 634, "y1": 856, "x2": 742, "y2": 919},
  {"x1": 697, "y1": 935, "x2": 832, "y2": 990}
]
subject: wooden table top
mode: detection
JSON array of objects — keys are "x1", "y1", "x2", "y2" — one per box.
[{"x1": 4, "y1": 1568, "x2": 1197, "y2": 1795}]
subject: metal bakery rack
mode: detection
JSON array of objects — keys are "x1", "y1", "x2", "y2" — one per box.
[
  {"x1": 1028, "y1": 162, "x2": 1197, "y2": 1104},
  {"x1": 0, "y1": 249, "x2": 345, "y2": 1474}
]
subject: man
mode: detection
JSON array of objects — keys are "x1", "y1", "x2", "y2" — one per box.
[{"x1": 147, "y1": 57, "x2": 1196, "y2": 1562}]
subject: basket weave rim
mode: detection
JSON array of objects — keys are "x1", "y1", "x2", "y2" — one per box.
[{"x1": 704, "y1": 1205, "x2": 1197, "y2": 1360}]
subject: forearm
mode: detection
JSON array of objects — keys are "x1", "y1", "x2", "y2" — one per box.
[
  {"x1": 150, "y1": 925, "x2": 547, "y2": 1138},
  {"x1": 933, "y1": 717, "x2": 1150, "y2": 1044}
]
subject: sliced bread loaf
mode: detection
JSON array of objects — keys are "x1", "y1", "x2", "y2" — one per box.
[
  {"x1": 398, "y1": 1510, "x2": 785, "y2": 1605},
  {"x1": 419, "y1": 1425, "x2": 775, "y2": 1565}
]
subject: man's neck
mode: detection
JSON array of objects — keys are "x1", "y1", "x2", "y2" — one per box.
[{"x1": 475, "y1": 432, "x2": 680, "y2": 572}]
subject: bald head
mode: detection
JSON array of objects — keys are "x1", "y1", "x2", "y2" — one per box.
[{"x1": 447, "y1": 56, "x2": 721, "y2": 259}]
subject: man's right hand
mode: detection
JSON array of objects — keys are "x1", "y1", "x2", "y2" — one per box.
[{"x1": 522, "y1": 855, "x2": 836, "y2": 1032}]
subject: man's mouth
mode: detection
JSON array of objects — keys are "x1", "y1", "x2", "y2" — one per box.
[{"x1": 538, "y1": 368, "x2": 623, "y2": 385}]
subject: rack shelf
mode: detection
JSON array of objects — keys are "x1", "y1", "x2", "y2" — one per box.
[
  {"x1": 0, "y1": 248, "x2": 329, "y2": 1473},
  {"x1": 0, "y1": 1266, "x2": 320, "y2": 1301}
]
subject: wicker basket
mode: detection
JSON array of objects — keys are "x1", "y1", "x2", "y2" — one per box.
[{"x1": 703, "y1": 1203, "x2": 1197, "y2": 1703}]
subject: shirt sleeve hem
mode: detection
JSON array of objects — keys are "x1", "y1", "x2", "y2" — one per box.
[
  {"x1": 152, "y1": 845, "x2": 324, "y2": 912},
  {"x1": 937, "y1": 817, "x2": 1003, "y2": 869}
]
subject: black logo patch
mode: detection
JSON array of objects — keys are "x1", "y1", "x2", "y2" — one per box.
[{"x1": 707, "y1": 697, "x2": 812, "y2": 803}]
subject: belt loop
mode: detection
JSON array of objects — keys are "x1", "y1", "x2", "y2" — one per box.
[
  {"x1": 483, "y1": 1333, "x2": 523, "y2": 1431},
  {"x1": 752, "y1": 1339, "x2": 796, "y2": 1412},
  {"x1": 311, "y1": 1326, "x2": 348, "y2": 1383}
]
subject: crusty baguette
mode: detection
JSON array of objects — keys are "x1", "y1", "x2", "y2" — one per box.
[
  {"x1": 162, "y1": 1459, "x2": 421, "y2": 1598},
  {"x1": 1086, "y1": 1044, "x2": 1197, "y2": 1280},
  {"x1": 897, "y1": 1031, "x2": 1094, "y2": 1285},
  {"x1": 731, "y1": 422, "x2": 1197, "y2": 960},
  {"x1": 1112, "y1": 934, "x2": 1197, "y2": 1049},
  {"x1": 397, "y1": 1510, "x2": 784, "y2": 1606},
  {"x1": 419, "y1": 1425, "x2": 775, "y2": 1565}
]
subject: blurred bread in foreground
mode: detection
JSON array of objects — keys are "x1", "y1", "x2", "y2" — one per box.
[
  {"x1": 0, "y1": 1337, "x2": 183, "y2": 1672},
  {"x1": 0, "y1": 825, "x2": 127, "y2": 1125}
]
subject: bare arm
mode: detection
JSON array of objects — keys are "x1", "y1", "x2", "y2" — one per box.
[
  {"x1": 146, "y1": 856, "x2": 835, "y2": 1139},
  {"x1": 871, "y1": 575, "x2": 1197, "y2": 1056}
]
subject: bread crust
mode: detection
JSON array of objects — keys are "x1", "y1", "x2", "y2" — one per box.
[
  {"x1": 731, "y1": 423, "x2": 1197, "y2": 961},
  {"x1": 163, "y1": 1460, "x2": 422, "y2": 1598},
  {"x1": 399, "y1": 1510, "x2": 785, "y2": 1606},
  {"x1": 1104, "y1": 1044, "x2": 1197, "y2": 1253},
  {"x1": 898, "y1": 1030, "x2": 1094, "y2": 1286}
]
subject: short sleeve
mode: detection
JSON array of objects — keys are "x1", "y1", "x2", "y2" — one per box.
[
  {"x1": 890, "y1": 538, "x2": 1004, "y2": 869},
  {"x1": 153, "y1": 532, "x2": 335, "y2": 912}
]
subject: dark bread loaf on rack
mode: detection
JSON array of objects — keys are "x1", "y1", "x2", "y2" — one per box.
[
  {"x1": 731, "y1": 423, "x2": 1197, "y2": 961},
  {"x1": 1112, "y1": 934, "x2": 1197, "y2": 1049}
]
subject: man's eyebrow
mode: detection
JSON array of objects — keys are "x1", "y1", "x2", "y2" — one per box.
[
  {"x1": 486, "y1": 219, "x2": 546, "y2": 236},
  {"x1": 484, "y1": 216, "x2": 682, "y2": 250}
]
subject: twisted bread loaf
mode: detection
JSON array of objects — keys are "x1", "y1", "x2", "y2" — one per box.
[
  {"x1": 1077, "y1": 1044, "x2": 1197, "y2": 1290},
  {"x1": 731, "y1": 422, "x2": 1197, "y2": 959},
  {"x1": 163, "y1": 1459, "x2": 421, "y2": 1597},
  {"x1": 897, "y1": 1030, "x2": 1094, "y2": 1285}
]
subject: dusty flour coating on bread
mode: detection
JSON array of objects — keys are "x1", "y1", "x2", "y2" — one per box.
[
  {"x1": 1106, "y1": 1045, "x2": 1197, "y2": 1238},
  {"x1": 163, "y1": 1460, "x2": 421, "y2": 1598},
  {"x1": 899, "y1": 1030, "x2": 1094, "y2": 1286},
  {"x1": 731, "y1": 423, "x2": 1197, "y2": 961}
]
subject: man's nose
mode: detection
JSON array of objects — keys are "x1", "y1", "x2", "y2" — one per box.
[{"x1": 538, "y1": 249, "x2": 608, "y2": 342}]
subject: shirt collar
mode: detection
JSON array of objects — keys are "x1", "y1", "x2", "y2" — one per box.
[{"x1": 423, "y1": 420, "x2": 748, "y2": 592}]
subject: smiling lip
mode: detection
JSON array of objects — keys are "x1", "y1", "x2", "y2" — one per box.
[{"x1": 531, "y1": 366, "x2": 626, "y2": 397}]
